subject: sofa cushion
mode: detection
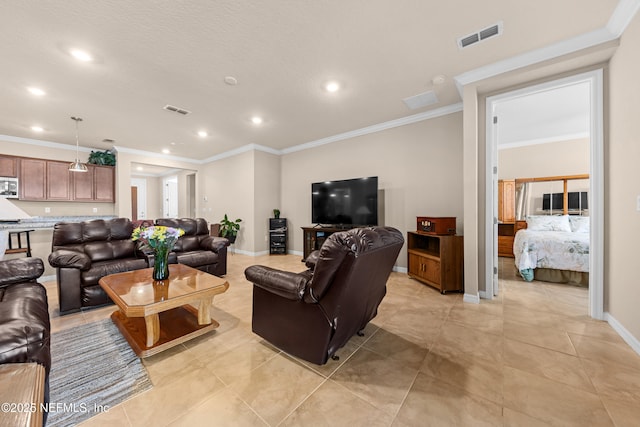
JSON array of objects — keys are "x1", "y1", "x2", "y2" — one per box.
[
  {"x1": 84, "y1": 240, "x2": 136, "y2": 262},
  {"x1": 176, "y1": 251, "x2": 218, "y2": 268},
  {"x1": 0, "y1": 283, "x2": 50, "y2": 371},
  {"x1": 81, "y1": 258, "x2": 148, "y2": 286},
  {"x1": 180, "y1": 235, "x2": 201, "y2": 252}
]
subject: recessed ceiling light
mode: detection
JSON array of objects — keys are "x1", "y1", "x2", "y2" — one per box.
[
  {"x1": 136, "y1": 166, "x2": 143, "y2": 171},
  {"x1": 325, "y1": 81, "x2": 340, "y2": 93},
  {"x1": 162, "y1": 149, "x2": 170, "y2": 154},
  {"x1": 197, "y1": 131, "x2": 208, "y2": 138},
  {"x1": 31, "y1": 126, "x2": 43, "y2": 132},
  {"x1": 251, "y1": 116, "x2": 263, "y2": 125},
  {"x1": 224, "y1": 76, "x2": 238, "y2": 85},
  {"x1": 27, "y1": 87, "x2": 46, "y2": 96},
  {"x1": 70, "y1": 49, "x2": 93, "y2": 62}
]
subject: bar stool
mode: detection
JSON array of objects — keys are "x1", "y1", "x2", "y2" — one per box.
[{"x1": 5, "y1": 229, "x2": 34, "y2": 257}]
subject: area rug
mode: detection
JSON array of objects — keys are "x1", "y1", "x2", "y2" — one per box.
[{"x1": 48, "y1": 319, "x2": 153, "y2": 426}]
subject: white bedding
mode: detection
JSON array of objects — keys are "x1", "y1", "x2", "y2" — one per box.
[{"x1": 513, "y1": 229, "x2": 590, "y2": 273}]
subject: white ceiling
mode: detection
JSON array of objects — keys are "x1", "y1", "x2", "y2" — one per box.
[
  {"x1": 0, "y1": 1, "x2": 623, "y2": 161},
  {"x1": 496, "y1": 81, "x2": 591, "y2": 147}
]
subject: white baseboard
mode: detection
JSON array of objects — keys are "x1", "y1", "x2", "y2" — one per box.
[
  {"x1": 41, "y1": 274, "x2": 56, "y2": 282},
  {"x1": 288, "y1": 250, "x2": 304, "y2": 256},
  {"x1": 393, "y1": 266, "x2": 408, "y2": 274},
  {"x1": 479, "y1": 290, "x2": 488, "y2": 299},
  {"x1": 604, "y1": 312, "x2": 640, "y2": 356},
  {"x1": 463, "y1": 293, "x2": 480, "y2": 304}
]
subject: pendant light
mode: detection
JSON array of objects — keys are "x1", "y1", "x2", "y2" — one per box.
[{"x1": 69, "y1": 116, "x2": 88, "y2": 172}]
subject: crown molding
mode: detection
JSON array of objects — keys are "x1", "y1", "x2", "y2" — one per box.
[
  {"x1": 454, "y1": 0, "x2": 640, "y2": 94},
  {"x1": 281, "y1": 103, "x2": 463, "y2": 155},
  {"x1": 498, "y1": 132, "x2": 589, "y2": 150},
  {"x1": 201, "y1": 143, "x2": 281, "y2": 164},
  {"x1": 113, "y1": 145, "x2": 201, "y2": 164},
  {"x1": 454, "y1": 28, "x2": 616, "y2": 95},
  {"x1": 0, "y1": 134, "x2": 93, "y2": 152},
  {"x1": 607, "y1": 0, "x2": 640, "y2": 37}
]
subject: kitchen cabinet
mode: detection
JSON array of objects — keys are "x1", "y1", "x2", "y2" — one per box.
[
  {"x1": 19, "y1": 158, "x2": 46, "y2": 200},
  {"x1": 0, "y1": 155, "x2": 18, "y2": 177},
  {"x1": 46, "y1": 160, "x2": 72, "y2": 201}
]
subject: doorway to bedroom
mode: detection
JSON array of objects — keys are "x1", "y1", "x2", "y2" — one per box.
[{"x1": 486, "y1": 69, "x2": 603, "y2": 320}]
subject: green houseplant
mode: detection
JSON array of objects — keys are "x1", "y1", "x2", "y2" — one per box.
[
  {"x1": 273, "y1": 208, "x2": 280, "y2": 219},
  {"x1": 87, "y1": 149, "x2": 116, "y2": 166},
  {"x1": 219, "y1": 214, "x2": 242, "y2": 243}
]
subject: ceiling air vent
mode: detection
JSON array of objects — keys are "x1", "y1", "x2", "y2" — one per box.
[
  {"x1": 457, "y1": 21, "x2": 503, "y2": 49},
  {"x1": 163, "y1": 104, "x2": 191, "y2": 115}
]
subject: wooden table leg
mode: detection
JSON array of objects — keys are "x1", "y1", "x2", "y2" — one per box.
[
  {"x1": 197, "y1": 297, "x2": 213, "y2": 325},
  {"x1": 145, "y1": 313, "x2": 160, "y2": 347}
]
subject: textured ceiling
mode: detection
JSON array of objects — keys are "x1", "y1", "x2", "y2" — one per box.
[{"x1": 0, "y1": 0, "x2": 619, "y2": 160}]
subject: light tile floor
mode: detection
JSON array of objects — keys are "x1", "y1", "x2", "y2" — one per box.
[{"x1": 42, "y1": 254, "x2": 640, "y2": 426}]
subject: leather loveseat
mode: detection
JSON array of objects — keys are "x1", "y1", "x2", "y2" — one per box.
[
  {"x1": 245, "y1": 227, "x2": 404, "y2": 365},
  {"x1": 0, "y1": 257, "x2": 51, "y2": 406},
  {"x1": 155, "y1": 218, "x2": 229, "y2": 277},
  {"x1": 48, "y1": 218, "x2": 150, "y2": 314}
]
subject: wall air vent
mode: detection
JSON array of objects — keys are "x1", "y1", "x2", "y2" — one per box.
[
  {"x1": 163, "y1": 104, "x2": 191, "y2": 115},
  {"x1": 457, "y1": 21, "x2": 503, "y2": 49}
]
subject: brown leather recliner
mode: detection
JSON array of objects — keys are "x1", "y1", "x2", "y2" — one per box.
[
  {"x1": 245, "y1": 226, "x2": 404, "y2": 365},
  {"x1": 0, "y1": 257, "x2": 51, "y2": 408},
  {"x1": 155, "y1": 218, "x2": 229, "y2": 277},
  {"x1": 48, "y1": 218, "x2": 150, "y2": 314}
]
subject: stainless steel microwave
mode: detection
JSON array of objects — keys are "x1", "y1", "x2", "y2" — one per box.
[{"x1": 0, "y1": 177, "x2": 18, "y2": 198}]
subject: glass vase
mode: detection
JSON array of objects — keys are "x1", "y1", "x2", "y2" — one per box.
[{"x1": 153, "y1": 246, "x2": 170, "y2": 280}]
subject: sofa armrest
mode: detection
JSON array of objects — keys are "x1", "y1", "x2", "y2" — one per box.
[
  {"x1": 0, "y1": 258, "x2": 45, "y2": 287},
  {"x1": 304, "y1": 250, "x2": 320, "y2": 270},
  {"x1": 48, "y1": 249, "x2": 91, "y2": 270},
  {"x1": 245, "y1": 265, "x2": 311, "y2": 301},
  {"x1": 200, "y1": 236, "x2": 230, "y2": 253}
]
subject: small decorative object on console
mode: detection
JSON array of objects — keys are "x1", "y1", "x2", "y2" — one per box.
[
  {"x1": 132, "y1": 225, "x2": 184, "y2": 280},
  {"x1": 416, "y1": 216, "x2": 456, "y2": 235}
]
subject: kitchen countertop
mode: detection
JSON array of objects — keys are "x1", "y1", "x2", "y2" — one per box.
[{"x1": 0, "y1": 216, "x2": 117, "y2": 230}]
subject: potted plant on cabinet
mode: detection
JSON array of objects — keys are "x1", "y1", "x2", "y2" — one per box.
[{"x1": 219, "y1": 214, "x2": 242, "y2": 244}]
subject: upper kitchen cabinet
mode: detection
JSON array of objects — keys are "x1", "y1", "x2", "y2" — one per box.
[
  {"x1": 47, "y1": 160, "x2": 72, "y2": 201},
  {"x1": 19, "y1": 158, "x2": 46, "y2": 200},
  {"x1": 0, "y1": 155, "x2": 18, "y2": 177},
  {"x1": 93, "y1": 165, "x2": 115, "y2": 202},
  {"x1": 16, "y1": 155, "x2": 115, "y2": 202}
]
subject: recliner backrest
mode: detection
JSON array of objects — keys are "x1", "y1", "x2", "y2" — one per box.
[
  {"x1": 308, "y1": 227, "x2": 404, "y2": 356},
  {"x1": 306, "y1": 227, "x2": 403, "y2": 308}
]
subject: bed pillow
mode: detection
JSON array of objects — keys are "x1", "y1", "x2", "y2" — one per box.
[
  {"x1": 569, "y1": 216, "x2": 590, "y2": 233},
  {"x1": 526, "y1": 215, "x2": 572, "y2": 232}
]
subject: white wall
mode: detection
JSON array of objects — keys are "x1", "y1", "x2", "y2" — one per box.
[
  {"x1": 498, "y1": 138, "x2": 589, "y2": 179},
  {"x1": 608, "y1": 11, "x2": 640, "y2": 341},
  {"x1": 281, "y1": 113, "x2": 464, "y2": 268},
  {"x1": 253, "y1": 151, "x2": 281, "y2": 254},
  {"x1": 200, "y1": 151, "x2": 255, "y2": 253},
  {"x1": 499, "y1": 138, "x2": 590, "y2": 216}
]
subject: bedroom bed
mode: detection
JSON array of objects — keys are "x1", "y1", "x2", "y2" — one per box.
[{"x1": 513, "y1": 215, "x2": 589, "y2": 286}]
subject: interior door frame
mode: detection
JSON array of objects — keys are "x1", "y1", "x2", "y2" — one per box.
[
  {"x1": 484, "y1": 68, "x2": 604, "y2": 320},
  {"x1": 130, "y1": 177, "x2": 147, "y2": 220}
]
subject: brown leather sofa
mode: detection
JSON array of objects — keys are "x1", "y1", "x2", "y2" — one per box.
[
  {"x1": 245, "y1": 226, "x2": 404, "y2": 365},
  {"x1": 155, "y1": 218, "x2": 229, "y2": 277},
  {"x1": 48, "y1": 218, "x2": 149, "y2": 314},
  {"x1": 0, "y1": 257, "x2": 51, "y2": 407}
]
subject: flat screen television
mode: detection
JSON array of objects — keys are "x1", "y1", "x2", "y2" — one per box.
[{"x1": 312, "y1": 177, "x2": 378, "y2": 226}]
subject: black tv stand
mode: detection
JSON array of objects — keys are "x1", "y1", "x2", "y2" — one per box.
[{"x1": 301, "y1": 225, "x2": 356, "y2": 260}]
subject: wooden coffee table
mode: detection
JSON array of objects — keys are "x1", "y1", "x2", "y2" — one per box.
[{"x1": 99, "y1": 264, "x2": 229, "y2": 357}]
